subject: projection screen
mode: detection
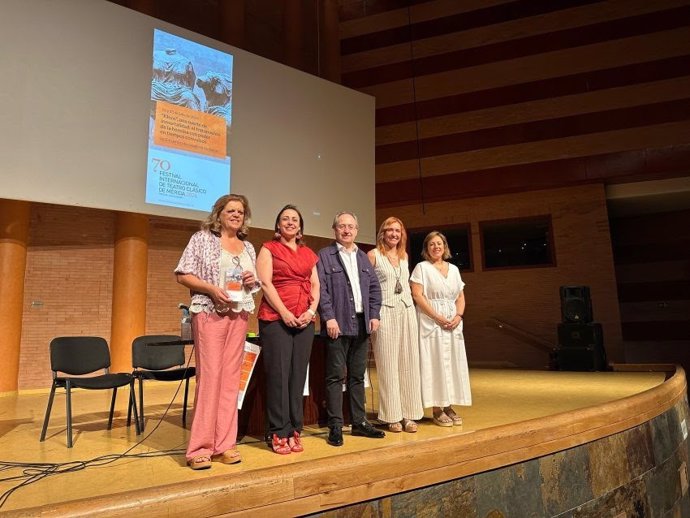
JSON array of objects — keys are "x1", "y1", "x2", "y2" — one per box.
[{"x1": 0, "y1": 0, "x2": 376, "y2": 242}]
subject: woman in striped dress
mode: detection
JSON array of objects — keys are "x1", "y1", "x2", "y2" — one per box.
[{"x1": 367, "y1": 217, "x2": 423, "y2": 433}]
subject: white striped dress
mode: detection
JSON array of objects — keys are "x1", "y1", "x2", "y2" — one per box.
[{"x1": 371, "y1": 249, "x2": 424, "y2": 422}]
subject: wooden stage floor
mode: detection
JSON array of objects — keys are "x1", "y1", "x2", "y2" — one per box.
[{"x1": 0, "y1": 368, "x2": 671, "y2": 516}]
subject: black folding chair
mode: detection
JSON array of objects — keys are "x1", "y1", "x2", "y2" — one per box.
[
  {"x1": 126, "y1": 335, "x2": 195, "y2": 432},
  {"x1": 39, "y1": 336, "x2": 139, "y2": 448}
]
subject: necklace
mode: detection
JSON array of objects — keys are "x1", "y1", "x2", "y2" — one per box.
[
  {"x1": 394, "y1": 268, "x2": 403, "y2": 294},
  {"x1": 382, "y1": 249, "x2": 403, "y2": 294},
  {"x1": 390, "y1": 258, "x2": 403, "y2": 294}
]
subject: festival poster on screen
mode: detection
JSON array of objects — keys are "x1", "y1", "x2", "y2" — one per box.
[{"x1": 145, "y1": 29, "x2": 233, "y2": 211}]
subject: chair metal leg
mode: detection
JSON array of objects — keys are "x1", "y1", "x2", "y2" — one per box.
[
  {"x1": 182, "y1": 377, "x2": 190, "y2": 428},
  {"x1": 130, "y1": 387, "x2": 141, "y2": 435},
  {"x1": 107, "y1": 388, "x2": 118, "y2": 430},
  {"x1": 39, "y1": 382, "x2": 57, "y2": 442},
  {"x1": 126, "y1": 380, "x2": 133, "y2": 427},
  {"x1": 65, "y1": 380, "x2": 73, "y2": 448},
  {"x1": 138, "y1": 377, "x2": 145, "y2": 431}
]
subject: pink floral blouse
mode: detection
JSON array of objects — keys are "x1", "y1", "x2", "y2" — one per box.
[{"x1": 174, "y1": 230, "x2": 257, "y2": 313}]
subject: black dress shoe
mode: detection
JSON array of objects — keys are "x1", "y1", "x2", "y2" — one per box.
[
  {"x1": 327, "y1": 426, "x2": 343, "y2": 446},
  {"x1": 352, "y1": 421, "x2": 385, "y2": 439}
]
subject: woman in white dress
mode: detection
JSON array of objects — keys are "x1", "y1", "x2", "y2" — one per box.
[
  {"x1": 410, "y1": 231, "x2": 471, "y2": 427},
  {"x1": 367, "y1": 217, "x2": 423, "y2": 433}
]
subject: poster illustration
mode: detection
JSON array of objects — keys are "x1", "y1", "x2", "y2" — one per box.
[{"x1": 145, "y1": 29, "x2": 233, "y2": 211}]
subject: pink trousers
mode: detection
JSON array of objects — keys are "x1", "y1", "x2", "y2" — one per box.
[{"x1": 186, "y1": 310, "x2": 248, "y2": 461}]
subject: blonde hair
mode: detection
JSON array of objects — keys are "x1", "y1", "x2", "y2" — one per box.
[
  {"x1": 421, "y1": 231, "x2": 451, "y2": 261},
  {"x1": 376, "y1": 216, "x2": 407, "y2": 259},
  {"x1": 201, "y1": 194, "x2": 251, "y2": 239}
]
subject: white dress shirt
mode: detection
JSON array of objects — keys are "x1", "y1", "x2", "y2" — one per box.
[{"x1": 337, "y1": 242, "x2": 363, "y2": 313}]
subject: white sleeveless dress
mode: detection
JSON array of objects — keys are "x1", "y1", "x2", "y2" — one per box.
[{"x1": 410, "y1": 261, "x2": 472, "y2": 408}]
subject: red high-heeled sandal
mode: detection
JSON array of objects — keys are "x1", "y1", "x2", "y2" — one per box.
[
  {"x1": 271, "y1": 434, "x2": 291, "y2": 455},
  {"x1": 289, "y1": 431, "x2": 304, "y2": 453}
]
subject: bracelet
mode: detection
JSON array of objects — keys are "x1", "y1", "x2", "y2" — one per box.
[{"x1": 306, "y1": 308, "x2": 316, "y2": 316}]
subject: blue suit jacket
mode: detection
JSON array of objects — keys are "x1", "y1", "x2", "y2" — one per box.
[{"x1": 316, "y1": 243, "x2": 382, "y2": 337}]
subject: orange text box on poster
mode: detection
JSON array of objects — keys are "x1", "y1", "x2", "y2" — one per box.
[{"x1": 153, "y1": 101, "x2": 226, "y2": 158}]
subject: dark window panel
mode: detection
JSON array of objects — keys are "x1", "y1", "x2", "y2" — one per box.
[{"x1": 480, "y1": 216, "x2": 555, "y2": 270}]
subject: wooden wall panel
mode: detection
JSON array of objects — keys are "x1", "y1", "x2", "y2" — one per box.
[
  {"x1": 377, "y1": 77, "x2": 690, "y2": 145},
  {"x1": 342, "y1": 0, "x2": 687, "y2": 69},
  {"x1": 619, "y1": 300, "x2": 690, "y2": 322},
  {"x1": 610, "y1": 209, "x2": 690, "y2": 243},
  {"x1": 414, "y1": 0, "x2": 686, "y2": 60},
  {"x1": 346, "y1": 0, "x2": 689, "y2": 372},
  {"x1": 375, "y1": 128, "x2": 690, "y2": 190},
  {"x1": 343, "y1": 5, "x2": 690, "y2": 87},
  {"x1": 362, "y1": 27, "x2": 690, "y2": 108},
  {"x1": 338, "y1": 0, "x2": 433, "y2": 23},
  {"x1": 615, "y1": 261, "x2": 690, "y2": 284},
  {"x1": 341, "y1": 0, "x2": 605, "y2": 55},
  {"x1": 376, "y1": 184, "x2": 623, "y2": 369},
  {"x1": 610, "y1": 209, "x2": 690, "y2": 368},
  {"x1": 377, "y1": 54, "x2": 690, "y2": 126},
  {"x1": 376, "y1": 98, "x2": 690, "y2": 164},
  {"x1": 343, "y1": 0, "x2": 690, "y2": 208}
]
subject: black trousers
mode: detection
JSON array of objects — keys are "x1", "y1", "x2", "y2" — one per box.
[
  {"x1": 259, "y1": 320, "x2": 314, "y2": 439},
  {"x1": 325, "y1": 314, "x2": 369, "y2": 428}
]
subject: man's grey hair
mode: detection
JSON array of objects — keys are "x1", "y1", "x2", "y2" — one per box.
[{"x1": 332, "y1": 211, "x2": 359, "y2": 229}]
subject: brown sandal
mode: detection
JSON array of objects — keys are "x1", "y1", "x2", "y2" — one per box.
[
  {"x1": 187, "y1": 455, "x2": 212, "y2": 470},
  {"x1": 211, "y1": 450, "x2": 241, "y2": 464},
  {"x1": 444, "y1": 407, "x2": 463, "y2": 426},
  {"x1": 388, "y1": 422, "x2": 403, "y2": 433},
  {"x1": 432, "y1": 411, "x2": 453, "y2": 427},
  {"x1": 402, "y1": 419, "x2": 418, "y2": 433}
]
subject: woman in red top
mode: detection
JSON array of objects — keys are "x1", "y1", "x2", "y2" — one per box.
[{"x1": 256, "y1": 205, "x2": 320, "y2": 454}]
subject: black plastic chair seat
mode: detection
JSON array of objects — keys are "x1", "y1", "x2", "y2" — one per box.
[
  {"x1": 57, "y1": 373, "x2": 133, "y2": 390},
  {"x1": 127, "y1": 335, "x2": 196, "y2": 432},
  {"x1": 134, "y1": 367, "x2": 195, "y2": 382}
]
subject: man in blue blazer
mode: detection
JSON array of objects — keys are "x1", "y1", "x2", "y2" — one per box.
[{"x1": 317, "y1": 211, "x2": 384, "y2": 446}]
